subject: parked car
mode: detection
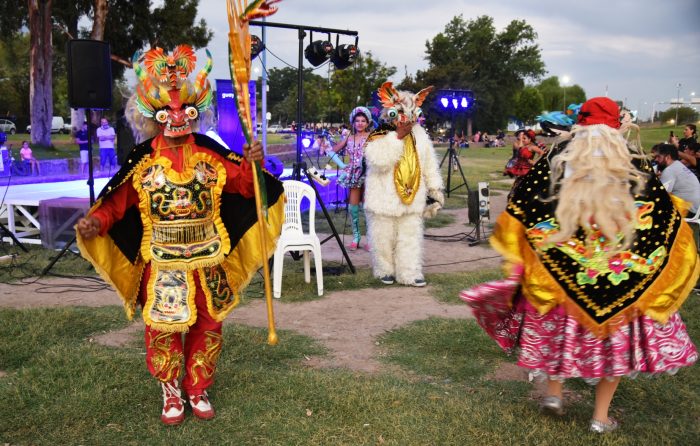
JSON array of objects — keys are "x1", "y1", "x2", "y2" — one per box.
[
  {"x1": 0, "y1": 119, "x2": 16, "y2": 135},
  {"x1": 26, "y1": 116, "x2": 70, "y2": 134},
  {"x1": 267, "y1": 124, "x2": 282, "y2": 133}
]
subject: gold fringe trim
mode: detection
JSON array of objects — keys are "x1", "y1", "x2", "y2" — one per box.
[{"x1": 490, "y1": 211, "x2": 699, "y2": 338}]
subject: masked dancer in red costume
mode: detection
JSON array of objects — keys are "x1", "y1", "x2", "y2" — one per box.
[
  {"x1": 461, "y1": 97, "x2": 698, "y2": 433},
  {"x1": 76, "y1": 45, "x2": 284, "y2": 425}
]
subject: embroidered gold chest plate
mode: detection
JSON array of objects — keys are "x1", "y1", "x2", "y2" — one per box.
[
  {"x1": 135, "y1": 154, "x2": 229, "y2": 269},
  {"x1": 393, "y1": 133, "x2": 421, "y2": 204}
]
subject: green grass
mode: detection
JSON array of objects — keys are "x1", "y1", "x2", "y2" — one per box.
[
  {"x1": 0, "y1": 244, "x2": 97, "y2": 282},
  {"x1": 427, "y1": 269, "x2": 505, "y2": 303},
  {"x1": 2, "y1": 296, "x2": 698, "y2": 445}
]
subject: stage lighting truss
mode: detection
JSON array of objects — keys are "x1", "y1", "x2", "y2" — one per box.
[
  {"x1": 304, "y1": 33, "x2": 359, "y2": 70},
  {"x1": 251, "y1": 35, "x2": 264, "y2": 59},
  {"x1": 438, "y1": 89, "x2": 474, "y2": 112},
  {"x1": 304, "y1": 32, "x2": 334, "y2": 67}
]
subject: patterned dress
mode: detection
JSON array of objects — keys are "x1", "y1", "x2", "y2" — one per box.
[
  {"x1": 460, "y1": 147, "x2": 698, "y2": 383},
  {"x1": 338, "y1": 133, "x2": 368, "y2": 189}
]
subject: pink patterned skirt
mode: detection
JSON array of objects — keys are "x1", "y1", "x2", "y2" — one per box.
[{"x1": 460, "y1": 276, "x2": 698, "y2": 382}]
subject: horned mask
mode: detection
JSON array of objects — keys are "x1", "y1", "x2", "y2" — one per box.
[
  {"x1": 377, "y1": 81, "x2": 433, "y2": 125},
  {"x1": 132, "y1": 45, "x2": 213, "y2": 138}
]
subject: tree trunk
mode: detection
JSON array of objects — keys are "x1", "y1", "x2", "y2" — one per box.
[
  {"x1": 28, "y1": 0, "x2": 53, "y2": 147},
  {"x1": 90, "y1": 0, "x2": 108, "y2": 40}
]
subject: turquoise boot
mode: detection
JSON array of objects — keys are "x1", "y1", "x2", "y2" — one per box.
[{"x1": 348, "y1": 204, "x2": 361, "y2": 250}]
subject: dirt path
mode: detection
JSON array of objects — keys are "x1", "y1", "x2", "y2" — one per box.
[{"x1": 0, "y1": 193, "x2": 509, "y2": 373}]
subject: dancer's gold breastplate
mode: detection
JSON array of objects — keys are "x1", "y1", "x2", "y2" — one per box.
[{"x1": 134, "y1": 152, "x2": 230, "y2": 269}]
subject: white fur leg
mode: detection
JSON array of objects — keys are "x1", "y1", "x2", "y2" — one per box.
[
  {"x1": 394, "y1": 213, "x2": 424, "y2": 285},
  {"x1": 366, "y1": 212, "x2": 397, "y2": 278}
]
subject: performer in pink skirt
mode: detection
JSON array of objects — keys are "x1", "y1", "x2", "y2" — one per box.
[{"x1": 461, "y1": 97, "x2": 698, "y2": 434}]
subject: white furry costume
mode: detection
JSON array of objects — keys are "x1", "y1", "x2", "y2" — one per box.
[{"x1": 364, "y1": 83, "x2": 444, "y2": 285}]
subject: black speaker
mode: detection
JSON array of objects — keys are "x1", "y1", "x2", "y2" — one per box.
[
  {"x1": 67, "y1": 40, "x2": 113, "y2": 109},
  {"x1": 467, "y1": 190, "x2": 480, "y2": 224}
]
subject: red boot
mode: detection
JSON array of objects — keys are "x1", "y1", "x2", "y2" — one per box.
[{"x1": 160, "y1": 380, "x2": 185, "y2": 425}]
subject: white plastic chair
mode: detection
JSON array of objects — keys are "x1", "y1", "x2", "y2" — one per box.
[
  {"x1": 272, "y1": 180, "x2": 323, "y2": 298},
  {"x1": 685, "y1": 206, "x2": 700, "y2": 225}
]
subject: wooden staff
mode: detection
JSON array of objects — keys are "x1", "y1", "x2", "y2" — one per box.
[{"x1": 227, "y1": 0, "x2": 281, "y2": 345}]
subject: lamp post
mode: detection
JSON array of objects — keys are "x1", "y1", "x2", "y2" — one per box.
[
  {"x1": 561, "y1": 75, "x2": 570, "y2": 110},
  {"x1": 675, "y1": 82, "x2": 681, "y2": 125}
]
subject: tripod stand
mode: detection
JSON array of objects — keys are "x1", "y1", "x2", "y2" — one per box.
[
  {"x1": 0, "y1": 221, "x2": 29, "y2": 253},
  {"x1": 439, "y1": 117, "x2": 470, "y2": 198},
  {"x1": 291, "y1": 161, "x2": 355, "y2": 274},
  {"x1": 42, "y1": 109, "x2": 98, "y2": 276}
]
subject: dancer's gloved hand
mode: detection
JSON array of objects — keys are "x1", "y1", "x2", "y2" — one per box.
[
  {"x1": 77, "y1": 216, "x2": 101, "y2": 240},
  {"x1": 423, "y1": 188, "x2": 445, "y2": 218}
]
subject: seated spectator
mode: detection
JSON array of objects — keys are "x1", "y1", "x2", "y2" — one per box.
[
  {"x1": 19, "y1": 140, "x2": 40, "y2": 176},
  {"x1": 312, "y1": 132, "x2": 333, "y2": 156},
  {"x1": 655, "y1": 144, "x2": 700, "y2": 214}
]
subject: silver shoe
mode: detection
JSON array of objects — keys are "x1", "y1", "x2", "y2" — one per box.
[
  {"x1": 589, "y1": 418, "x2": 619, "y2": 434},
  {"x1": 539, "y1": 396, "x2": 564, "y2": 416}
]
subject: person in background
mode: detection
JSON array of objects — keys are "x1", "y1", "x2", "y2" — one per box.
[
  {"x1": 504, "y1": 129, "x2": 543, "y2": 196},
  {"x1": 672, "y1": 123, "x2": 698, "y2": 151},
  {"x1": 19, "y1": 140, "x2": 40, "y2": 175},
  {"x1": 327, "y1": 107, "x2": 373, "y2": 250},
  {"x1": 96, "y1": 117, "x2": 116, "y2": 172},
  {"x1": 654, "y1": 144, "x2": 700, "y2": 215},
  {"x1": 75, "y1": 121, "x2": 90, "y2": 175},
  {"x1": 312, "y1": 132, "x2": 333, "y2": 157}
]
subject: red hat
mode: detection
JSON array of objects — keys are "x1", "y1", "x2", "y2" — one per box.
[{"x1": 577, "y1": 97, "x2": 620, "y2": 129}]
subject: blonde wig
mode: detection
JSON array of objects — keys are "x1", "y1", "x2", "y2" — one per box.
[{"x1": 545, "y1": 123, "x2": 648, "y2": 254}]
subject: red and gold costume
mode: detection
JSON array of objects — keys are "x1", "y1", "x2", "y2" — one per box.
[{"x1": 77, "y1": 44, "x2": 283, "y2": 423}]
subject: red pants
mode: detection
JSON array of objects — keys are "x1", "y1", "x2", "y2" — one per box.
[{"x1": 140, "y1": 267, "x2": 223, "y2": 393}]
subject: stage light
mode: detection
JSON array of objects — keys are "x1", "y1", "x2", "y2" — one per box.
[
  {"x1": 304, "y1": 40, "x2": 333, "y2": 67},
  {"x1": 301, "y1": 134, "x2": 313, "y2": 148},
  {"x1": 438, "y1": 89, "x2": 474, "y2": 111},
  {"x1": 331, "y1": 44, "x2": 358, "y2": 69},
  {"x1": 251, "y1": 35, "x2": 264, "y2": 59}
]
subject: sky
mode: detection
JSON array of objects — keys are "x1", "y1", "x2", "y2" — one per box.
[{"x1": 192, "y1": 0, "x2": 700, "y2": 121}]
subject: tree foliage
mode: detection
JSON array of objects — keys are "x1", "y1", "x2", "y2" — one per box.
[
  {"x1": 265, "y1": 51, "x2": 395, "y2": 126},
  {"x1": 657, "y1": 106, "x2": 699, "y2": 124},
  {"x1": 535, "y1": 76, "x2": 586, "y2": 112},
  {"x1": 513, "y1": 86, "x2": 544, "y2": 125},
  {"x1": 329, "y1": 51, "x2": 396, "y2": 122},
  {"x1": 0, "y1": 0, "x2": 213, "y2": 143},
  {"x1": 417, "y1": 15, "x2": 546, "y2": 132}
]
